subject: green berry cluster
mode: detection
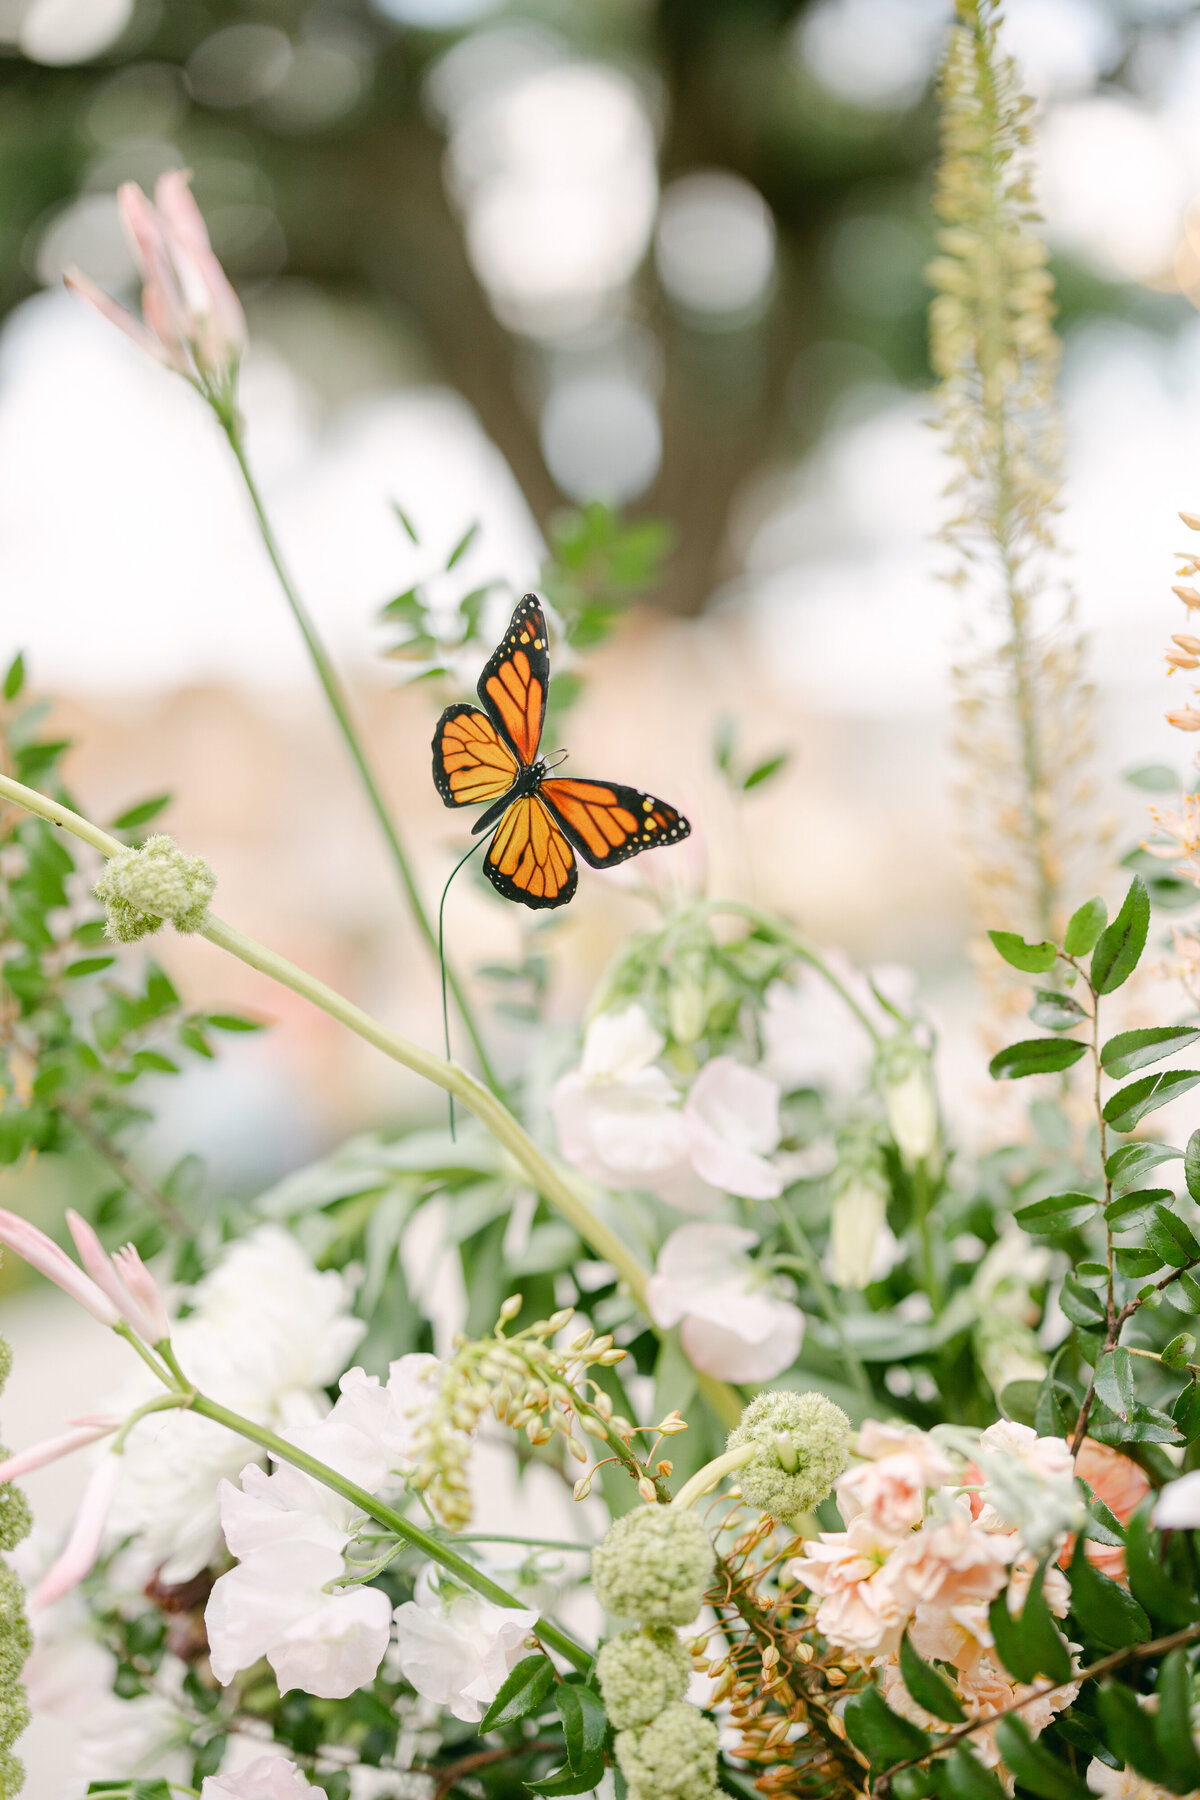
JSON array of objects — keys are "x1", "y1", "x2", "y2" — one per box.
[
  {"x1": 0, "y1": 1335, "x2": 31, "y2": 1799},
  {"x1": 593, "y1": 1508, "x2": 719, "y2": 1800},
  {"x1": 95, "y1": 835, "x2": 216, "y2": 942},
  {"x1": 727, "y1": 1390, "x2": 851, "y2": 1523}
]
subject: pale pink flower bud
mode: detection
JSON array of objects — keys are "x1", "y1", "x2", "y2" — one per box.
[
  {"x1": 67, "y1": 1211, "x2": 170, "y2": 1344},
  {"x1": 66, "y1": 169, "x2": 246, "y2": 393},
  {"x1": 0, "y1": 1209, "x2": 119, "y2": 1326},
  {"x1": 31, "y1": 1453, "x2": 122, "y2": 1610},
  {"x1": 0, "y1": 1419, "x2": 119, "y2": 1483}
]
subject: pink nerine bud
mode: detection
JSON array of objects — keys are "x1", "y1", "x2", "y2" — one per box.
[
  {"x1": 31, "y1": 1453, "x2": 122, "y2": 1610},
  {"x1": 0, "y1": 1419, "x2": 120, "y2": 1484},
  {"x1": 0, "y1": 1209, "x2": 120, "y2": 1326},
  {"x1": 67, "y1": 1211, "x2": 171, "y2": 1344},
  {"x1": 66, "y1": 169, "x2": 246, "y2": 392}
]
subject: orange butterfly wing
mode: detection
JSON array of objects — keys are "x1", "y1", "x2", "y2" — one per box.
[
  {"x1": 539, "y1": 777, "x2": 690, "y2": 869},
  {"x1": 484, "y1": 794, "x2": 578, "y2": 909},
  {"x1": 476, "y1": 594, "x2": 549, "y2": 766},
  {"x1": 432, "y1": 702, "x2": 521, "y2": 810}
]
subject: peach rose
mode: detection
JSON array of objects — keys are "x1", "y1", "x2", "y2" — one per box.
[{"x1": 887, "y1": 1511, "x2": 1013, "y2": 1614}]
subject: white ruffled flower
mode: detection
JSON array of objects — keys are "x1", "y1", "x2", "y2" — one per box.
[
  {"x1": 761, "y1": 959, "x2": 915, "y2": 1097},
  {"x1": 202, "y1": 1757, "x2": 317, "y2": 1798},
  {"x1": 645, "y1": 1223, "x2": 804, "y2": 1382},
  {"x1": 109, "y1": 1225, "x2": 367, "y2": 1581},
  {"x1": 551, "y1": 1009, "x2": 783, "y2": 1210},
  {"x1": 392, "y1": 1568, "x2": 538, "y2": 1723}
]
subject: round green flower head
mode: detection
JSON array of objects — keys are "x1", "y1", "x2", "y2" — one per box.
[
  {"x1": 591, "y1": 1506, "x2": 715, "y2": 1626},
  {"x1": 727, "y1": 1390, "x2": 851, "y2": 1521},
  {"x1": 596, "y1": 1626, "x2": 691, "y2": 1730},
  {"x1": 95, "y1": 835, "x2": 216, "y2": 943},
  {"x1": 615, "y1": 1701, "x2": 719, "y2": 1800}
]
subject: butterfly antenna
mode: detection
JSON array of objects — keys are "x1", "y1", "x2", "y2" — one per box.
[{"x1": 438, "y1": 835, "x2": 488, "y2": 1140}]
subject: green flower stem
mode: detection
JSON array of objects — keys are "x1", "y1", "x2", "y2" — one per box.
[
  {"x1": 670, "y1": 1445, "x2": 754, "y2": 1512},
  {"x1": 0, "y1": 773, "x2": 745, "y2": 1431},
  {"x1": 216, "y1": 412, "x2": 498, "y2": 1093},
  {"x1": 113, "y1": 1391, "x2": 191, "y2": 1452},
  {"x1": 769, "y1": 1209, "x2": 872, "y2": 1405},
  {"x1": 705, "y1": 901, "x2": 883, "y2": 1046},
  {"x1": 188, "y1": 1391, "x2": 591, "y2": 1671}
]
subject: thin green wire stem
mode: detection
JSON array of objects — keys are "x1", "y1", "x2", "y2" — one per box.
[
  {"x1": 217, "y1": 411, "x2": 499, "y2": 1091},
  {"x1": 769, "y1": 1205, "x2": 872, "y2": 1404}
]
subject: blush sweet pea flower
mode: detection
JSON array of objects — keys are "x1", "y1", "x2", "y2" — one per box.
[
  {"x1": 66, "y1": 170, "x2": 246, "y2": 395},
  {"x1": 681, "y1": 1057, "x2": 783, "y2": 1202},
  {"x1": 392, "y1": 1568, "x2": 538, "y2": 1723},
  {"x1": 202, "y1": 1757, "x2": 316, "y2": 1798},
  {"x1": 645, "y1": 1223, "x2": 803, "y2": 1382}
]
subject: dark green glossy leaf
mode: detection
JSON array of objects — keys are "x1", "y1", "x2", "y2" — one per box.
[
  {"x1": 1115, "y1": 1246, "x2": 1163, "y2": 1278},
  {"x1": 987, "y1": 930, "x2": 1057, "y2": 973},
  {"x1": 1107, "y1": 1139, "x2": 1182, "y2": 1190},
  {"x1": 898, "y1": 1630, "x2": 965, "y2": 1724},
  {"x1": 478, "y1": 1654, "x2": 555, "y2": 1729},
  {"x1": 1095, "y1": 1681, "x2": 1159, "y2": 1783},
  {"x1": 1013, "y1": 1192, "x2": 1097, "y2": 1233},
  {"x1": 1101, "y1": 1025, "x2": 1200, "y2": 1078},
  {"x1": 989, "y1": 1037, "x2": 1087, "y2": 1080},
  {"x1": 1091, "y1": 877, "x2": 1150, "y2": 993},
  {"x1": 1063, "y1": 895, "x2": 1108, "y2": 955},
  {"x1": 1155, "y1": 1648, "x2": 1200, "y2": 1790},
  {"x1": 993, "y1": 1717, "x2": 1091, "y2": 1800},
  {"x1": 1146, "y1": 1205, "x2": 1200, "y2": 1268},
  {"x1": 556, "y1": 1682, "x2": 607, "y2": 1772},
  {"x1": 1068, "y1": 1535, "x2": 1151, "y2": 1648},
  {"x1": 843, "y1": 1684, "x2": 931, "y2": 1769},
  {"x1": 1094, "y1": 1347, "x2": 1135, "y2": 1421},
  {"x1": 1060, "y1": 1275, "x2": 1106, "y2": 1327},
  {"x1": 1126, "y1": 1494, "x2": 1200, "y2": 1629},
  {"x1": 1175, "y1": 1269, "x2": 1200, "y2": 1311},
  {"x1": 1103, "y1": 1070, "x2": 1200, "y2": 1133},
  {"x1": 1186, "y1": 1128, "x2": 1200, "y2": 1204},
  {"x1": 1106, "y1": 1187, "x2": 1171, "y2": 1231},
  {"x1": 527, "y1": 1753, "x2": 607, "y2": 1796}
]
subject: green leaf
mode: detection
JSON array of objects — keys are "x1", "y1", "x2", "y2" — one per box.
[
  {"x1": 1013, "y1": 1192, "x2": 1097, "y2": 1233},
  {"x1": 1156, "y1": 1648, "x2": 1200, "y2": 1790},
  {"x1": 478, "y1": 1653, "x2": 555, "y2": 1729},
  {"x1": 1095, "y1": 1682, "x2": 1160, "y2": 1784},
  {"x1": 206, "y1": 1013, "x2": 264, "y2": 1032},
  {"x1": 1146, "y1": 1204, "x2": 1200, "y2": 1268},
  {"x1": 64, "y1": 956, "x2": 116, "y2": 979},
  {"x1": 1103, "y1": 1070, "x2": 1200, "y2": 1133},
  {"x1": 131, "y1": 1049, "x2": 178, "y2": 1074},
  {"x1": 391, "y1": 501, "x2": 420, "y2": 544},
  {"x1": 1185, "y1": 1128, "x2": 1200, "y2": 1203},
  {"x1": 933, "y1": 1746, "x2": 1008, "y2": 1800},
  {"x1": 527, "y1": 1755, "x2": 607, "y2": 1797},
  {"x1": 556, "y1": 1682, "x2": 607, "y2": 1771},
  {"x1": 742, "y1": 752, "x2": 789, "y2": 792},
  {"x1": 109, "y1": 794, "x2": 171, "y2": 832},
  {"x1": 843, "y1": 1684, "x2": 931, "y2": 1769},
  {"x1": 1063, "y1": 894, "x2": 1108, "y2": 954},
  {"x1": 1173, "y1": 1379, "x2": 1200, "y2": 1440},
  {"x1": 990, "y1": 1561, "x2": 1072, "y2": 1685},
  {"x1": 1123, "y1": 762, "x2": 1180, "y2": 792},
  {"x1": 1094, "y1": 1347, "x2": 1136, "y2": 1420},
  {"x1": 1068, "y1": 1535, "x2": 1151, "y2": 1648},
  {"x1": 988, "y1": 930, "x2": 1057, "y2": 973},
  {"x1": 1115, "y1": 1246, "x2": 1163, "y2": 1278},
  {"x1": 445, "y1": 520, "x2": 480, "y2": 569},
  {"x1": 1176, "y1": 1269, "x2": 1200, "y2": 1311},
  {"x1": 1029, "y1": 989, "x2": 1088, "y2": 1030},
  {"x1": 1105, "y1": 1187, "x2": 1171, "y2": 1231},
  {"x1": 989, "y1": 1038, "x2": 1087, "y2": 1080},
  {"x1": 3, "y1": 651, "x2": 24, "y2": 701},
  {"x1": 1125, "y1": 1494, "x2": 1200, "y2": 1629},
  {"x1": 1101, "y1": 1025, "x2": 1200, "y2": 1078},
  {"x1": 1059, "y1": 1275, "x2": 1106, "y2": 1327},
  {"x1": 993, "y1": 1718, "x2": 1090, "y2": 1800},
  {"x1": 1107, "y1": 1139, "x2": 1182, "y2": 1190},
  {"x1": 178, "y1": 1021, "x2": 214, "y2": 1059},
  {"x1": 1091, "y1": 876, "x2": 1150, "y2": 994},
  {"x1": 898, "y1": 1630, "x2": 965, "y2": 1723}
]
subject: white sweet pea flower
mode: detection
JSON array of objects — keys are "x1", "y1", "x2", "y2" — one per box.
[
  {"x1": 645, "y1": 1223, "x2": 804, "y2": 1383},
  {"x1": 762, "y1": 959, "x2": 915, "y2": 1097},
  {"x1": 202, "y1": 1757, "x2": 316, "y2": 1797},
  {"x1": 550, "y1": 1003, "x2": 688, "y2": 1191},
  {"x1": 393, "y1": 1568, "x2": 538, "y2": 1723},
  {"x1": 682, "y1": 1057, "x2": 783, "y2": 1202},
  {"x1": 1154, "y1": 1468, "x2": 1200, "y2": 1531},
  {"x1": 206, "y1": 1483, "x2": 391, "y2": 1698}
]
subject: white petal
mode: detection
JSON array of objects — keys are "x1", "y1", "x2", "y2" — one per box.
[
  {"x1": 686, "y1": 1057, "x2": 782, "y2": 1155},
  {"x1": 269, "y1": 1588, "x2": 393, "y2": 1699},
  {"x1": 681, "y1": 1303, "x2": 803, "y2": 1382},
  {"x1": 580, "y1": 1004, "x2": 664, "y2": 1079}
]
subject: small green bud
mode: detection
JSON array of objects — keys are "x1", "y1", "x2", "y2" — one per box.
[
  {"x1": 591, "y1": 1506, "x2": 715, "y2": 1626},
  {"x1": 727, "y1": 1390, "x2": 851, "y2": 1521},
  {"x1": 95, "y1": 835, "x2": 216, "y2": 943},
  {"x1": 596, "y1": 1626, "x2": 691, "y2": 1730},
  {"x1": 615, "y1": 1702, "x2": 719, "y2": 1800},
  {"x1": 1162, "y1": 1333, "x2": 1197, "y2": 1370}
]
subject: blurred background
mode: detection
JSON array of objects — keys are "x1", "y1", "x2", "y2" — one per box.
[{"x1": 6, "y1": 1, "x2": 1200, "y2": 1785}]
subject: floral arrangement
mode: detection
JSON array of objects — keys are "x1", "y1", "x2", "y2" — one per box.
[{"x1": 3, "y1": 4, "x2": 1200, "y2": 1800}]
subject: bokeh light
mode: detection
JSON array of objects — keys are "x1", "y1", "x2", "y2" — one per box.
[{"x1": 655, "y1": 172, "x2": 776, "y2": 326}]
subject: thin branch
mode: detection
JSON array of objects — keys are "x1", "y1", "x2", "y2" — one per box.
[{"x1": 58, "y1": 1098, "x2": 187, "y2": 1234}]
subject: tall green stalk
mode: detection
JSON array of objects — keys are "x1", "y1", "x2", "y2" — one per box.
[{"x1": 216, "y1": 409, "x2": 498, "y2": 1090}]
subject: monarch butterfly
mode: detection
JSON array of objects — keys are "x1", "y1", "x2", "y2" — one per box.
[{"x1": 432, "y1": 594, "x2": 690, "y2": 909}]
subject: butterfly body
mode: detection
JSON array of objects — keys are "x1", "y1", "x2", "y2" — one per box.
[{"x1": 432, "y1": 594, "x2": 689, "y2": 909}]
